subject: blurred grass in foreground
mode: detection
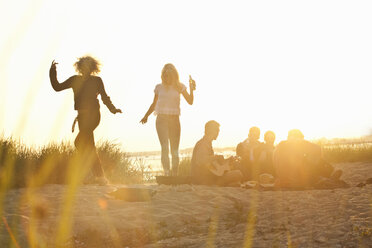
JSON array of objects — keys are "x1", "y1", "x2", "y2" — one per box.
[
  {"x1": 0, "y1": 137, "x2": 153, "y2": 247},
  {"x1": 0, "y1": 137, "x2": 147, "y2": 189}
]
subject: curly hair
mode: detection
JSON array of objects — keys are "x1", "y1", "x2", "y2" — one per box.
[{"x1": 74, "y1": 55, "x2": 101, "y2": 75}]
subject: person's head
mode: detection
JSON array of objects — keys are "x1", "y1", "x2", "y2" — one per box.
[
  {"x1": 248, "y1": 126, "x2": 260, "y2": 141},
  {"x1": 287, "y1": 129, "x2": 304, "y2": 141},
  {"x1": 74, "y1": 55, "x2": 101, "y2": 76},
  {"x1": 264, "y1": 131, "x2": 276, "y2": 146},
  {"x1": 161, "y1": 63, "x2": 180, "y2": 86},
  {"x1": 204, "y1": 120, "x2": 220, "y2": 140}
]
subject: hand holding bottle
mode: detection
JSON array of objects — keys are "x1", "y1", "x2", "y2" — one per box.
[{"x1": 189, "y1": 75, "x2": 196, "y2": 91}]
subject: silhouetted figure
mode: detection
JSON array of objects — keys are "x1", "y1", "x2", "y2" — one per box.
[
  {"x1": 49, "y1": 56, "x2": 122, "y2": 185},
  {"x1": 236, "y1": 126, "x2": 263, "y2": 180},
  {"x1": 257, "y1": 130, "x2": 276, "y2": 176},
  {"x1": 273, "y1": 129, "x2": 339, "y2": 188},
  {"x1": 191, "y1": 120, "x2": 242, "y2": 186},
  {"x1": 140, "y1": 64, "x2": 195, "y2": 176}
]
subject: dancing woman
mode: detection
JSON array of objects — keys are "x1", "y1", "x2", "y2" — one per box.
[
  {"x1": 49, "y1": 56, "x2": 122, "y2": 184},
  {"x1": 140, "y1": 63, "x2": 195, "y2": 176}
]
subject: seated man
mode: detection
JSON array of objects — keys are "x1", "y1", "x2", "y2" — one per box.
[
  {"x1": 273, "y1": 129, "x2": 340, "y2": 188},
  {"x1": 191, "y1": 120, "x2": 243, "y2": 186},
  {"x1": 236, "y1": 126, "x2": 262, "y2": 159},
  {"x1": 236, "y1": 126, "x2": 263, "y2": 180}
]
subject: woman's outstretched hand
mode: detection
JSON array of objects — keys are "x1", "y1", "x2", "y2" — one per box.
[
  {"x1": 114, "y1": 109, "x2": 122, "y2": 114},
  {"x1": 140, "y1": 116, "x2": 148, "y2": 124}
]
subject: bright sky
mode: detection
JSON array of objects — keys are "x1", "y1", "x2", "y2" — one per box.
[{"x1": 1, "y1": 0, "x2": 372, "y2": 152}]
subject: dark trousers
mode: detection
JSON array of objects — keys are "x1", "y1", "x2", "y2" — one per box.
[{"x1": 74, "y1": 110, "x2": 104, "y2": 177}]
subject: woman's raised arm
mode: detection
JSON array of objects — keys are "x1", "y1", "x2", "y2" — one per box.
[
  {"x1": 49, "y1": 60, "x2": 72, "y2": 92},
  {"x1": 181, "y1": 76, "x2": 195, "y2": 105}
]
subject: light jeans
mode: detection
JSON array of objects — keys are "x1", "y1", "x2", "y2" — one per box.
[{"x1": 156, "y1": 114, "x2": 180, "y2": 176}]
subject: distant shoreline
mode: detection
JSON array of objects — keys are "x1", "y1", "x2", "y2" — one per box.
[
  {"x1": 127, "y1": 146, "x2": 236, "y2": 157},
  {"x1": 127, "y1": 138, "x2": 372, "y2": 157}
]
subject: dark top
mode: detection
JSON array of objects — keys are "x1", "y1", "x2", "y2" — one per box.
[
  {"x1": 49, "y1": 71, "x2": 116, "y2": 113},
  {"x1": 258, "y1": 143, "x2": 275, "y2": 175},
  {"x1": 236, "y1": 139, "x2": 263, "y2": 161}
]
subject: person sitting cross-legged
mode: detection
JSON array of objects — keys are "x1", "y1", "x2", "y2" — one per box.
[{"x1": 190, "y1": 120, "x2": 243, "y2": 186}]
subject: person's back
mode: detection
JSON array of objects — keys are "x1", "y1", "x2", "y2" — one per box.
[
  {"x1": 274, "y1": 139, "x2": 306, "y2": 187},
  {"x1": 274, "y1": 129, "x2": 335, "y2": 188}
]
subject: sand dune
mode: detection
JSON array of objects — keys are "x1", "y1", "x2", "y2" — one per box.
[{"x1": 1, "y1": 162, "x2": 371, "y2": 247}]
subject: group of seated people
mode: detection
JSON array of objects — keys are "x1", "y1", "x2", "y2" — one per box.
[{"x1": 190, "y1": 120, "x2": 343, "y2": 188}]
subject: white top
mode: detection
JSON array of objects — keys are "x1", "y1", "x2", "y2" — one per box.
[{"x1": 154, "y1": 83, "x2": 186, "y2": 115}]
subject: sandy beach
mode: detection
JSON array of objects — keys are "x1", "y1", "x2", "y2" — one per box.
[{"x1": 1, "y1": 162, "x2": 371, "y2": 247}]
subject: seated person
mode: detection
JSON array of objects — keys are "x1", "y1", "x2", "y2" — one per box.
[
  {"x1": 191, "y1": 120, "x2": 243, "y2": 186},
  {"x1": 236, "y1": 126, "x2": 262, "y2": 159},
  {"x1": 236, "y1": 126, "x2": 263, "y2": 180},
  {"x1": 273, "y1": 129, "x2": 340, "y2": 188},
  {"x1": 257, "y1": 130, "x2": 276, "y2": 176}
]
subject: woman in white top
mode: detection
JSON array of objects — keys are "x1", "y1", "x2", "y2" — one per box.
[{"x1": 140, "y1": 63, "x2": 196, "y2": 176}]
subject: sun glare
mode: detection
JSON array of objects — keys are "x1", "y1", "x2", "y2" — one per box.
[
  {"x1": 1, "y1": 0, "x2": 372, "y2": 152},
  {"x1": 1, "y1": 1, "x2": 372, "y2": 247}
]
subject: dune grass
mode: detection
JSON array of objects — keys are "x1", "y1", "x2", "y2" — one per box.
[
  {"x1": 1, "y1": 137, "x2": 372, "y2": 190},
  {"x1": 0, "y1": 137, "x2": 152, "y2": 247},
  {"x1": 0, "y1": 137, "x2": 146, "y2": 189},
  {"x1": 322, "y1": 143, "x2": 372, "y2": 163}
]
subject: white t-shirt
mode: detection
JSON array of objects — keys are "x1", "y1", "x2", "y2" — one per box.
[{"x1": 154, "y1": 83, "x2": 186, "y2": 115}]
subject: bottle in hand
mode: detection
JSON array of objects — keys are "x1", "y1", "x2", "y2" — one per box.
[{"x1": 189, "y1": 75, "x2": 196, "y2": 90}]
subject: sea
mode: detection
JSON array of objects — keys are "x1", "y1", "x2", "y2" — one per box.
[{"x1": 128, "y1": 148, "x2": 236, "y2": 174}]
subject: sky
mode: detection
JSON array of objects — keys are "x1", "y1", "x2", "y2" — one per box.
[{"x1": 1, "y1": 0, "x2": 372, "y2": 152}]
